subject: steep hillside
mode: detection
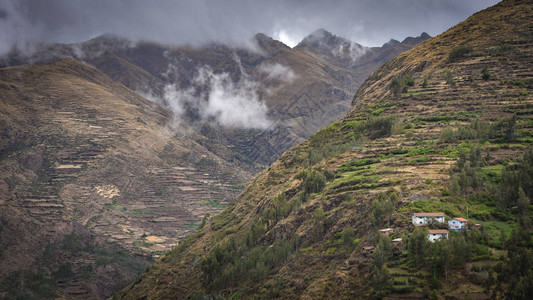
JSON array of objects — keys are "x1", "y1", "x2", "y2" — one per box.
[
  {"x1": 119, "y1": 1, "x2": 532, "y2": 299},
  {"x1": 0, "y1": 59, "x2": 251, "y2": 298}
]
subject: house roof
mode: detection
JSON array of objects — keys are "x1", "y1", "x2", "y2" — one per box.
[
  {"x1": 428, "y1": 229, "x2": 449, "y2": 234},
  {"x1": 413, "y1": 212, "x2": 444, "y2": 217},
  {"x1": 453, "y1": 217, "x2": 468, "y2": 222}
]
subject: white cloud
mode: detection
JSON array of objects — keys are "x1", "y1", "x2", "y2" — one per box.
[
  {"x1": 331, "y1": 41, "x2": 368, "y2": 62},
  {"x1": 144, "y1": 64, "x2": 272, "y2": 130},
  {"x1": 275, "y1": 30, "x2": 299, "y2": 48},
  {"x1": 259, "y1": 63, "x2": 296, "y2": 82},
  {"x1": 201, "y1": 68, "x2": 271, "y2": 129}
]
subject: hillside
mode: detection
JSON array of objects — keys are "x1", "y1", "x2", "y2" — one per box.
[
  {"x1": 0, "y1": 59, "x2": 251, "y2": 298},
  {"x1": 118, "y1": 0, "x2": 533, "y2": 299}
]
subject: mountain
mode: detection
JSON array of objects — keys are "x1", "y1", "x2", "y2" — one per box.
[
  {"x1": 118, "y1": 0, "x2": 533, "y2": 299},
  {"x1": 0, "y1": 59, "x2": 253, "y2": 298},
  {"x1": 0, "y1": 30, "x2": 428, "y2": 298},
  {"x1": 1, "y1": 30, "x2": 429, "y2": 168}
]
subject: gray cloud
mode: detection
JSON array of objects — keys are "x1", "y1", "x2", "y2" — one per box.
[{"x1": 0, "y1": 0, "x2": 500, "y2": 55}]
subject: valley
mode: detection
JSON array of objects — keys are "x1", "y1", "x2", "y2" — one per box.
[
  {"x1": 0, "y1": 27, "x2": 428, "y2": 298},
  {"x1": 117, "y1": 0, "x2": 533, "y2": 299}
]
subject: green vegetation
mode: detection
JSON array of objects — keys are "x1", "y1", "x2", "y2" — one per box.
[
  {"x1": 370, "y1": 189, "x2": 399, "y2": 228},
  {"x1": 448, "y1": 45, "x2": 473, "y2": 62},
  {"x1": 200, "y1": 228, "x2": 300, "y2": 291},
  {"x1": 135, "y1": 240, "x2": 155, "y2": 248},
  {"x1": 296, "y1": 169, "x2": 327, "y2": 194},
  {"x1": 372, "y1": 234, "x2": 392, "y2": 296},
  {"x1": 439, "y1": 116, "x2": 517, "y2": 143},
  {"x1": 390, "y1": 74, "x2": 415, "y2": 96},
  {"x1": 307, "y1": 115, "x2": 400, "y2": 165},
  {"x1": 198, "y1": 199, "x2": 226, "y2": 209},
  {"x1": 338, "y1": 158, "x2": 380, "y2": 172},
  {"x1": 1, "y1": 232, "x2": 147, "y2": 299},
  {"x1": 481, "y1": 67, "x2": 491, "y2": 80},
  {"x1": 354, "y1": 115, "x2": 401, "y2": 139},
  {"x1": 444, "y1": 70, "x2": 456, "y2": 86}
]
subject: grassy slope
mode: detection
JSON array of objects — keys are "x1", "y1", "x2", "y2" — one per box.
[{"x1": 119, "y1": 0, "x2": 532, "y2": 299}]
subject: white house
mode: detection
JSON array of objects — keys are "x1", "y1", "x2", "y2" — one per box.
[
  {"x1": 412, "y1": 212, "x2": 445, "y2": 226},
  {"x1": 379, "y1": 228, "x2": 393, "y2": 236},
  {"x1": 428, "y1": 229, "x2": 449, "y2": 242},
  {"x1": 448, "y1": 217, "x2": 468, "y2": 231}
]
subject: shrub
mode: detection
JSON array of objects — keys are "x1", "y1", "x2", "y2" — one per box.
[
  {"x1": 342, "y1": 227, "x2": 356, "y2": 249},
  {"x1": 303, "y1": 171, "x2": 326, "y2": 194},
  {"x1": 444, "y1": 70, "x2": 456, "y2": 86},
  {"x1": 390, "y1": 75, "x2": 415, "y2": 96},
  {"x1": 448, "y1": 45, "x2": 473, "y2": 62},
  {"x1": 422, "y1": 77, "x2": 428, "y2": 88},
  {"x1": 481, "y1": 67, "x2": 491, "y2": 80}
]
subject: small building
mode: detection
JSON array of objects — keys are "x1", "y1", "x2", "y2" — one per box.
[
  {"x1": 428, "y1": 229, "x2": 449, "y2": 242},
  {"x1": 379, "y1": 228, "x2": 393, "y2": 236},
  {"x1": 363, "y1": 246, "x2": 375, "y2": 253},
  {"x1": 412, "y1": 212, "x2": 445, "y2": 226},
  {"x1": 448, "y1": 217, "x2": 468, "y2": 231},
  {"x1": 392, "y1": 238, "x2": 403, "y2": 245}
]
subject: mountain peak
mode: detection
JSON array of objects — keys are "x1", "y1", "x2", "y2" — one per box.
[
  {"x1": 296, "y1": 28, "x2": 346, "y2": 49},
  {"x1": 295, "y1": 29, "x2": 368, "y2": 62},
  {"x1": 254, "y1": 32, "x2": 291, "y2": 53},
  {"x1": 401, "y1": 32, "x2": 432, "y2": 45},
  {"x1": 382, "y1": 38, "x2": 401, "y2": 48}
]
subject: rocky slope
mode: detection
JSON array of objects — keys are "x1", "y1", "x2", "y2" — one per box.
[
  {"x1": 0, "y1": 59, "x2": 251, "y2": 299},
  {"x1": 118, "y1": 0, "x2": 532, "y2": 298}
]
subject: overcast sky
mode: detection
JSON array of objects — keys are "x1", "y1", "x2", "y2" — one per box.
[{"x1": 0, "y1": 0, "x2": 500, "y2": 55}]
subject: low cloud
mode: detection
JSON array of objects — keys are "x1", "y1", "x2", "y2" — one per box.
[
  {"x1": 149, "y1": 63, "x2": 274, "y2": 130},
  {"x1": 259, "y1": 63, "x2": 296, "y2": 82},
  {"x1": 0, "y1": 0, "x2": 499, "y2": 57},
  {"x1": 200, "y1": 68, "x2": 271, "y2": 129},
  {"x1": 331, "y1": 41, "x2": 368, "y2": 62}
]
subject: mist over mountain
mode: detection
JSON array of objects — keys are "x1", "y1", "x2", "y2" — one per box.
[
  {"x1": 1, "y1": 29, "x2": 429, "y2": 168},
  {"x1": 0, "y1": 0, "x2": 498, "y2": 56}
]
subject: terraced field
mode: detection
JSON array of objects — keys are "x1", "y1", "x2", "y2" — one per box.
[{"x1": 0, "y1": 59, "x2": 250, "y2": 298}]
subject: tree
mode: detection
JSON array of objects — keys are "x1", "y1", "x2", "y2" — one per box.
[
  {"x1": 373, "y1": 235, "x2": 391, "y2": 269},
  {"x1": 481, "y1": 67, "x2": 491, "y2": 80},
  {"x1": 342, "y1": 227, "x2": 356, "y2": 249},
  {"x1": 372, "y1": 234, "x2": 392, "y2": 296},
  {"x1": 517, "y1": 187, "x2": 529, "y2": 216},
  {"x1": 313, "y1": 207, "x2": 326, "y2": 240},
  {"x1": 422, "y1": 77, "x2": 428, "y2": 88},
  {"x1": 408, "y1": 227, "x2": 429, "y2": 267}
]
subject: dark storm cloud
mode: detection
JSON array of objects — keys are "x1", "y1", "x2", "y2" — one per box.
[{"x1": 0, "y1": 0, "x2": 500, "y2": 55}]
